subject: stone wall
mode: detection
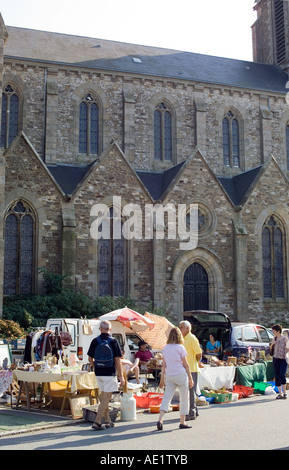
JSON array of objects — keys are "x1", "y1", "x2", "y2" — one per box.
[
  {"x1": 1, "y1": 13, "x2": 289, "y2": 322},
  {"x1": 4, "y1": 135, "x2": 64, "y2": 294},
  {"x1": 3, "y1": 59, "x2": 289, "y2": 178}
]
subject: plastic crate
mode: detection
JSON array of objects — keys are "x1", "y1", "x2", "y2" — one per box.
[
  {"x1": 133, "y1": 392, "x2": 164, "y2": 408},
  {"x1": 253, "y1": 381, "x2": 278, "y2": 394},
  {"x1": 201, "y1": 389, "x2": 232, "y2": 404}
]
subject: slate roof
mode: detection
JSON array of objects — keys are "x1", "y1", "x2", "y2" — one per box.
[
  {"x1": 136, "y1": 161, "x2": 186, "y2": 200},
  {"x1": 46, "y1": 160, "x2": 186, "y2": 200},
  {"x1": 4, "y1": 26, "x2": 288, "y2": 94},
  {"x1": 47, "y1": 159, "x2": 264, "y2": 206},
  {"x1": 47, "y1": 162, "x2": 95, "y2": 195},
  {"x1": 218, "y1": 165, "x2": 264, "y2": 206}
]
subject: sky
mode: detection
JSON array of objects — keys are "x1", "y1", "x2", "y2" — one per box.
[{"x1": 0, "y1": 0, "x2": 257, "y2": 61}]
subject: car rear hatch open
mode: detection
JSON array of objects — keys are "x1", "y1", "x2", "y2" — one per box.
[
  {"x1": 183, "y1": 310, "x2": 232, "y2": 358},
  {"x1": 183, "y1": 310, "x2": 232, "y2": 329}
]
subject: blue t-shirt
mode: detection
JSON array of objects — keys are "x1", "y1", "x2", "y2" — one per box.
[{"x1": 206, "y1": 340, "x2": 220, "y2": 351}]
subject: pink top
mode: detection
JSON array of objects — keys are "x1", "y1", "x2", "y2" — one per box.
[
  {"x1": 162, "y1": 344, "x2": 188, "y2": 376},
  {"x1": 135, "y1": 349, "x2": 153, "y2": 362}
]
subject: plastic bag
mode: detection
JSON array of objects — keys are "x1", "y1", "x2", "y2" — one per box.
[{"x1": 265, "y1": 386, "x2": 276, "y2": 395}]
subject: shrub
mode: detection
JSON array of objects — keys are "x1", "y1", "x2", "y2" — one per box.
[
  {"x1": 2, "y1": 269, "x2": 168, "y2": 330},
  {"x1": 2, "y1": 292, "x2": 139, "y2": 329},
  {"x1": 0, "y1": 319, "x2": 25, "y2": 340}
]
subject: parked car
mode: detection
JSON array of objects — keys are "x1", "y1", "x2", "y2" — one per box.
[
  {"x1": 183, "y1": 310, "x2": 272, "y2": 359},
  {"x1": 282, "y1": 328, "x2": 289, "y2": 339}
]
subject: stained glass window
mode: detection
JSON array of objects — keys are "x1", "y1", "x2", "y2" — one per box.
[
  {"x1": 222, "y1": 111, "x2": 240, "y2": 168},
  {"x1": 79, "y1": 93, "x2": 99, "y2": 155},
  {"x1": 0, "y1": 85, "x2": 19, "y2": 149},
  {"x1": 154, "y1": 103, "x2": 172, "y2": 161},
  {"x1": 222, "y1": 117, "x2": 230, "y2": 167},
  {"x1": 4, "y1": 201, "x2": 35, "y2": 295},
  {"x1": 262, "y1": 216, "x2": 285, "y2": 299},
  {"x1": 98, "y1": 208, "x2": 126, "y2": 297}
]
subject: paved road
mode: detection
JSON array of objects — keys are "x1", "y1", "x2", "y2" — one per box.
[{"x1": 0, "y1": 394, "x2": 288, "y2": 451}]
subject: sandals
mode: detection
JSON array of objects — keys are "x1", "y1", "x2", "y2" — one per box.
[
  {"x1": 91, "y1": 422, "x2": 106, "y2": 431},
  {"x1": 92, "y1": 421, "x2": 115, "y2": 430},
  {"x1": 276, "y1": 394, "x2": 284, "y2": 400},
  {"x1": 105, "y1": 422, "x2": 115, "y2": 428}
]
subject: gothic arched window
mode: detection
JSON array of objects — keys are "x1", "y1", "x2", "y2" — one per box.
[
  {"x1": 1, "y1": 85, "x2": 19, "y2": 149},
  {"x1": 262, "y1": 215, "x2": 286, "y2": 299},
  {"x1": 79, "y1": 93, "x2": 99, "y2": 155},
  {"x1": 223, "y1": 110, "x2": 240, "y2": 168},
  {"x1": 154, "y1": 102, "x2": 172, "y2": 161},
  {"x1": 4, "y1": 201, "x2": 36, "y2": 295},
  {"x1": 97, "y1": 207, "x2": 126, "y2": 297}
]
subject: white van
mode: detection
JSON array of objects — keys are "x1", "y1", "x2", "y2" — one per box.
[{"x1": 45, "y1": 318, "x2": 144, "y2": 365}]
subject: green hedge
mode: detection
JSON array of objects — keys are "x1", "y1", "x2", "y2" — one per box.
[
  {"x1": 3, "y1": 292, "x2": 138, "y2": 330},
  {"x1": 2, "y1": 270, "x2": 167, "y2": 330}
]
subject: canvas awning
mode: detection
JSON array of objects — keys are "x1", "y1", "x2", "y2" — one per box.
[{"x1": 138, "y1": 312, "x2": 175, "y2": 350}]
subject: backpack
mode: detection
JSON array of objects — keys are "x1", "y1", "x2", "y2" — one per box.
[{"x1": 94, "y1": 336, "x2": 114, "y2": 368}]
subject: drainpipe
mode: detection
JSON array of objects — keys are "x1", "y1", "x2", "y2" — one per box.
[{"x1": 42, "y1": 67, "x2": 47, "y2": 162}]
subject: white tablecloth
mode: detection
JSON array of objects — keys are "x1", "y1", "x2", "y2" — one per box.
[
  {"x1": 197, "y1": 366, "x2": 236, "y2": 393},
  {"x1": 13, "y1": 370, "x2": 98, "y2": 393}
]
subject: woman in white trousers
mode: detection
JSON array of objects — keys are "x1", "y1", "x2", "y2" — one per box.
[{"x1": 157, "y1": 327, "x2": 193, "y2": 430}]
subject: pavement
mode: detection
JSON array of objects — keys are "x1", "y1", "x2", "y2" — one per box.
[
  {"x1": 1, "y1": 393, "x2": 289, "y2": 451},
  {"x1": 0, "y1": 405, "x2": 76, "y2": 437}
]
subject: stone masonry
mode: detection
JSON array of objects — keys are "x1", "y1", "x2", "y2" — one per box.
[{"x1": 1, "y1": 3, "x2": 289, "y2": 325}]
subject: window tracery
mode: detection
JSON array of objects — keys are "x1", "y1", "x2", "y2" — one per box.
[
  {"x1": 79, "y1": 93, "x2": 99, "y2": 155},
  {"x1": 154, "y1": 102, "x2": 172, "y2": 161},
  {"x1": 262, "y1": 215, "x2": 286, "y2": 299},
  {"x1": 1, "y1": 84, "x2": 19, "y2": 149},
  {"x1": 4, "y1": 201, "x2": 36, "y2": 295},
  {"x1": 222, "y1": 110, "x2": 240, "y2": 168}
]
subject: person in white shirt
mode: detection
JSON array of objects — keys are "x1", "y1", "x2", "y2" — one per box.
[{"x1": 157, "y1": 327, "x2": 193, "y2": 431}]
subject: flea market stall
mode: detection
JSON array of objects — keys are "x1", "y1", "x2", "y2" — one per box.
[
  {"x1": 0, "y1": 318, "x2": 283, "y2": 424},
  {"x1": 195, "y1": 353, "x2": 279, "y2": 405},
  {"x1": 0, "y1": 329, "x2": 99, "y2": 419},
  {"x1": 12, "y1": 369, "x2": 98, "y2": 416}
]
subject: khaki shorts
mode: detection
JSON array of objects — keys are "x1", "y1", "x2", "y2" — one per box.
[{"x1": 96, "y1": 375, "x2": 119, "y2": 393}]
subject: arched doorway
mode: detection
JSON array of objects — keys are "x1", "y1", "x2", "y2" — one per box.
[{"x1": 183, "y1": 262, "x2": 209, "y2": 311}]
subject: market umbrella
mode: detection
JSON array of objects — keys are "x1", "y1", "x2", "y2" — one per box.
[
  {"x1": 138, "y1": 312, "x2": 175, "y2": 350},
  {"x1": 98, "y1": 307, "x2": 155, "y2": 332}
]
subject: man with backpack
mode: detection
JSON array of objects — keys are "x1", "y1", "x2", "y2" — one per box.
[{"x1": 88, "y1": 320, "x2": 125, "y2": 430}]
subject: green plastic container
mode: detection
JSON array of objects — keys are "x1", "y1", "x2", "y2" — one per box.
[{"x1": 253, "y1": 381, "x2": 270, "y2": 394}]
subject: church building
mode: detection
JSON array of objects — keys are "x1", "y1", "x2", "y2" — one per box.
[{"x1": 0, "y1": 0, "x2": 289, "y2": 324}]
